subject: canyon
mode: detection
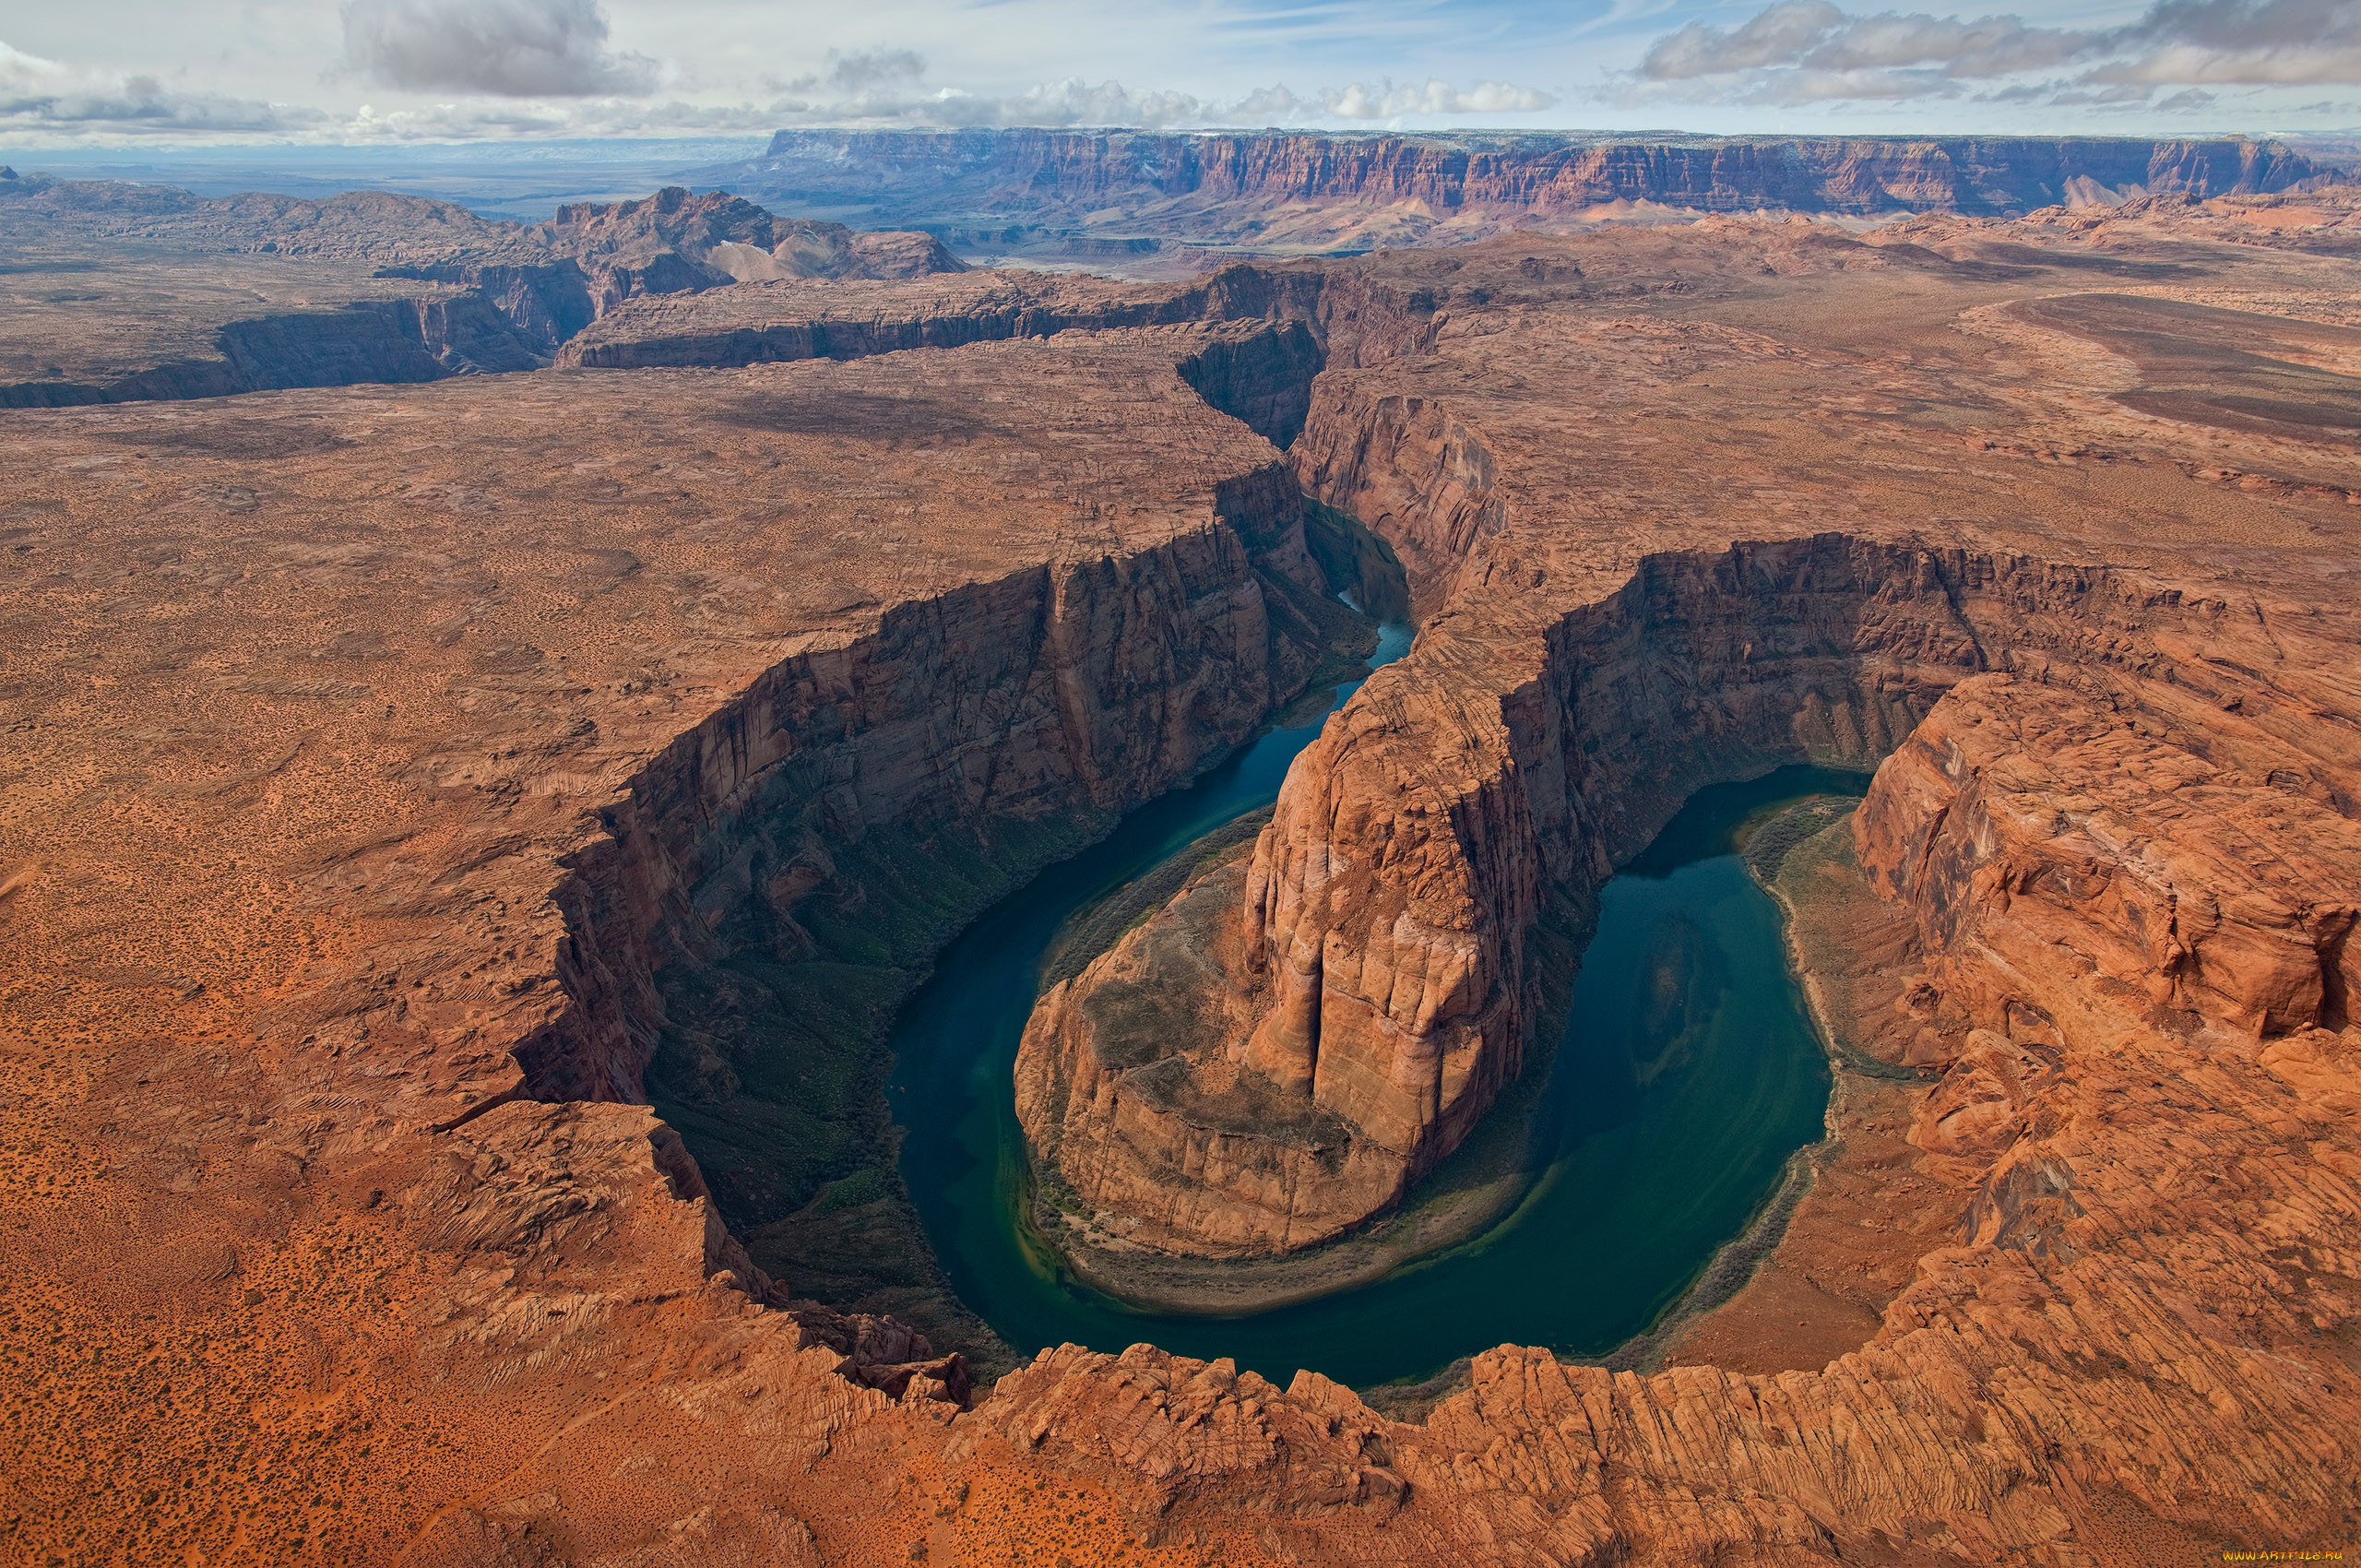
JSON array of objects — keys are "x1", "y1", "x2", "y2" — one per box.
[{"x1": 1, "y1": 169, "x2": 2358, "y2": 1568}]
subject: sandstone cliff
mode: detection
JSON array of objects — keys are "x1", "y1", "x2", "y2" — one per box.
[
  {"x1": 1019, "y1": 535, "x2": 2356, "y2": 1256},
  {"x1": 715, "y1": 129, "x2": 2324, "y2": 255},
  {"x1": 984, "y1": 225, "x2": 2361, "y2": 1561},
  {"x1": 519, "y1": 474, "x2": 1330, "y2": 1114},
  {"x1": 386, "y1": 185, "x2": 967, "y2": 330}
]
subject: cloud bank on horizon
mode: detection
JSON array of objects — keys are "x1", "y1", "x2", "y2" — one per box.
[{"x1": 2, "y1": 0, "x2": 2357, "y2": 146}]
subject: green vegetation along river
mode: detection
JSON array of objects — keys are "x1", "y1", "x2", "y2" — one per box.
[{"x1": 886, "y1": 613, "x2": 1855, "y2": 1389}]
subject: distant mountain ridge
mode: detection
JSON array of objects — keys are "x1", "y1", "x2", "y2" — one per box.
[{"x1": 705, "y1": 130, "x2": 2329, "y2": 260}]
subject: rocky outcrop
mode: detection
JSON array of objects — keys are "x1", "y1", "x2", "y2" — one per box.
[
  {"x1": 1021, "y1": 527, "x2": 2361, "y2": 1258},
  {"x1": 0, "y1": 289, "x2": 550, "y2": 409},
  {"x1": 529, "y1": 186, "x2": 959, "y2": 297},
  {"x1": 1860, "y1": 671, "x2": 2361, "y2": 1051},
  {"x1": 988, "y1": 541, "x2": 2361, "y2": 1559},
  {"x1": 386, "y1": 186, "x2": 967, "y2": 331},
  {"x1": 1018, "y1": 854, "x2": 1412, "y2": 1255},
  {"x1": 983, "y1": 222, "x2": 2361, "y2": 1558},
  {"x1": 553, "y1": 262, "x2": 1460, "y2": 462},
  {"x1": 552, "y1": 264, "x2": 1323, "y2": 368}
]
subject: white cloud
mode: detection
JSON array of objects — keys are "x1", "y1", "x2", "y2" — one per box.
[
  {"x1": 0, "y1": 40, "x2": 323, "y2": 134},
  {"x1": 1626, "y1": 0, "x2": 2361, "y2": 107},
  {"x1": 762, "y1": 65, "x2": 1553, "y2": 129},
  {"x1": 341, "y1": 0, "x2": 659, "y2": 97},
  {"x1": 804, "y1": 49, "x2": 927, "y2": 94},
  {"x1": 1638, "y1": 1, "x2": 2096, "y2": 99},
  {"x1": 2094, "y1": 0, "x2": 2361, "y2": 84},
  {"x1": 1319, "y1": 78, "x2": 1557, "y2": 118}
]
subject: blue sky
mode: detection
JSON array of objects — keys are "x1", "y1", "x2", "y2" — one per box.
[{"x1": 3, "y1": 0, "x2": 2356, "y2": 146}]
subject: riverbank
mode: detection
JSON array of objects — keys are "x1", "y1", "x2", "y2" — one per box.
[
  {"x1": 1654, "y1": 803, "x2": 1964, "y2": 1377},
  {"x1": 1354, "y1": 790, "x2": 1885, "y2": 1410}
]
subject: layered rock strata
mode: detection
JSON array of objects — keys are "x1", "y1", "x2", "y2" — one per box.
[
  {"x1": 996, "y1": 219, "x2": 2361, "y2": 1561},
  {"x1": 555, "y1": 261, "x2": 1455, "y2": 452},
  {"x1": 0, "y1": 330, "x2": 1345, "y2": 1561},
  {"x1": 524, "y1": 461, "x2": 1330, "y2": 1114}
]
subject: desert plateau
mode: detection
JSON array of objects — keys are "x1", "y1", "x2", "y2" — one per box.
[{"x1": 4, "y1": 101, "x2": 2360, "y2": 1568}]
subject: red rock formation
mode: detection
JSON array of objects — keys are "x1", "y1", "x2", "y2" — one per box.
[
  {"x1": 1860, "y1": 672, "x2": 2361, "y2": 1048},
  {"x1": 726, "y1": 129, "x2": 2324, "y2": 254},
  {"x1": 0, "y1": 329, "x2": 1347, "y2": 1562},
  {"x1": 1022, "y1": 536, "x2": 2347, "y2": 1257},
  {"x1": 987, "y1": 224, "x2": 2361, "y2": 1560},
  {"x1": 519, "y1": 185, "x2": 964, "y2": 308},
  {"x1": 521, "y1": 490, "x2": 1328, "y2": 1114}
]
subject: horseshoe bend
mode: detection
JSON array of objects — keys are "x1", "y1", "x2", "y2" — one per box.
[{"x1": 6, "y1": 178, "x2": 2361, "y2": 1566}]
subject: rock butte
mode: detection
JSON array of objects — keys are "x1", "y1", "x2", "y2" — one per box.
[{"x1": 0, "y1": 184, "x2": 2358, "y2": 1567}]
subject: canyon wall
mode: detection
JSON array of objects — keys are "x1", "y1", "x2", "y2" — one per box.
[
  {"x1": 12, "y1": 211, "x2": 2361, "y2": 1567},
  {"x1": 1021, "y1": 534, "x2": 2360, "y2": 1257},
  {"x1": 731, "y1": 130, "x2": 2320, "y2": 223},
  {"x1": 509, "y1": 469, "x2": 1330, "y2": 1117},
  {"x1": 978, "y1": 540, "x2": 2361, "y2": 1562},
  {"x1": 0, "y1": 291, "x2": 546, "y2": 408},
  {"x1": 553, "y1": 260, "x2": 1440, "y2": 376},
  {"x1": 381, "y1": 187, "x2": 967, "y2": 340},
  {"x1": 1289, "y1": 381, "x2": 1502, "y2": 616}
]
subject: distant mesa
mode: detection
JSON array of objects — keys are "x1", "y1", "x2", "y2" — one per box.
[
  {"x1": 692, "y1": 128, "x2": 2331, "y2": 262},
  {"x1": 0, "y1": 182, "x2": 961, "y2": 408}
]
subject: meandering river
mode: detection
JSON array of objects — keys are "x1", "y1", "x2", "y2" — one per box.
[{"x1": 887, "y1": 613, "x2": 1852, "y2": 1388}]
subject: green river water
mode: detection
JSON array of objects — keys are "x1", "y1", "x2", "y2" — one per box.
[{"x1": 887, "y1": 618, "x2": 1855, "y2": 1389}]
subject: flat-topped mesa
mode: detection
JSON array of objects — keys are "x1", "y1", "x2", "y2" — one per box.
[{"x1": 730, "y1": 130, "x2": 2320, "y2": 233}]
